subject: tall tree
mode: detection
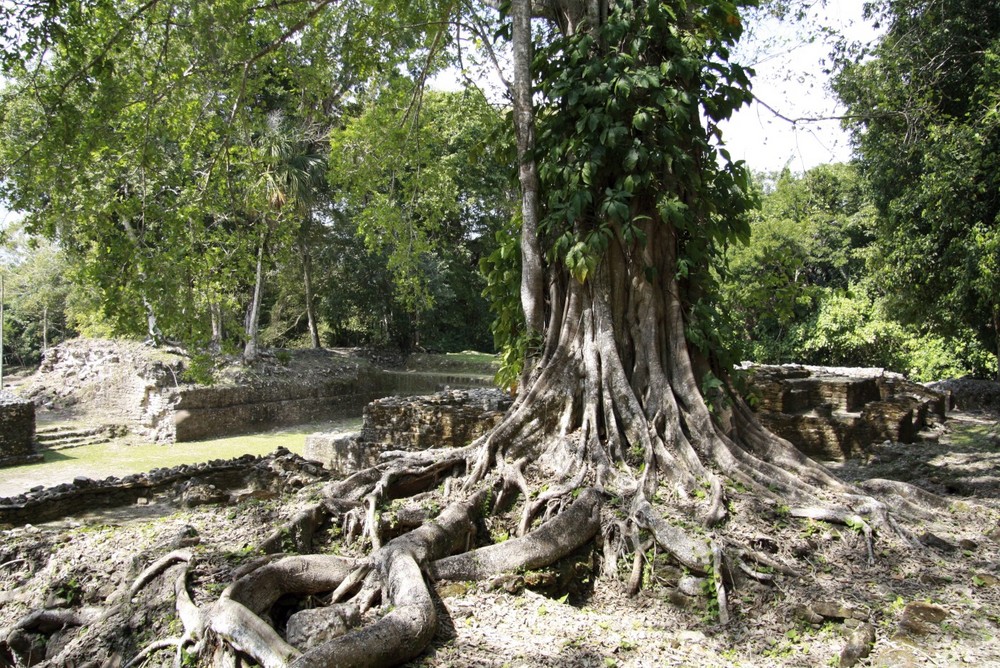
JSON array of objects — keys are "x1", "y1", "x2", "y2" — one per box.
[
  {"x1": 0, "y1": 2, "x2": 956, "y2": 666},
  {"x1": 834, "y1": 0, "x2": 1000, "y2": 378},
  {"x1": 242, "y1": 112, "x2": 326, "y2": 361},
  {"x1": 0, "y1": 0, "x2": 437, "y2": 349}
]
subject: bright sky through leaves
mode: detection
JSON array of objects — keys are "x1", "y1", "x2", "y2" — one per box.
[{"x1": 722, "y1": 0, "x2": 883, "y2": 172}]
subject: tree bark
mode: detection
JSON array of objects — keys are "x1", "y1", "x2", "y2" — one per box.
[
  {"x1": 210, "y1": 301, "x2": 224, "y2": 351},
  {"x1": 300, "y1": 237, "x2": 321, "y2": 349},
  {"x1": 244, "y1": 226, "x2": 270, "y2": 362},
  {"x1": 511, "y1": 0, "x2": 546, "y2": 348}
]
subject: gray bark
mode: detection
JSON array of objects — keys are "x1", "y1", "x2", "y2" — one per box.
[
  {"x1": 244, "y1": 227, "x2": 269, "y2": 362},
  {"x1": 512, "y1": 0, "x2": 546, "y2": 343}
]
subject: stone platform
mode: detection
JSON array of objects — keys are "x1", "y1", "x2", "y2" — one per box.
[
  {"x1": 304, "y1": 388, "x2": 512, "y2": 476},
  {"x1": 746, "y1": 365, "x2": 947, "y2": 461}
]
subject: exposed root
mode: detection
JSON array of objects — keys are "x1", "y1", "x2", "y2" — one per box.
[
  {"x1": 10, "y1": 607, "x2": 104, "y2": 634},
  {"x1": 430, "y1": 487, "x2": 601, "y2": 581},
  {"x1": 711, "y1": 542, "x2": 730, "y2": 625},
  {"x1": 634, "y1": 499, "x2": 711, "y2": 573},
  {"x1": 129, "y1": 548, "x2": 193, "y2": 598},
  {"x1": 731, "y1": 546, "x2": 802, "y2": 578},
  {"x1": 790, "y1": 506, "x2": 875, "y2": 565},
  {"x1": 859, "y1": 478, "x2": 951, "y2": 512},
  {"x1": 259, "y1": 504, "x2": 328, "y2": 554},
  {"x1": 124, "y1": 638, "x2": 185, "y2": 668}
]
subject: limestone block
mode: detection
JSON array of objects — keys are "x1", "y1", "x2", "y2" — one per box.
[{"x1": 0, "y1": 392, "x2": 40, "y2": 468}]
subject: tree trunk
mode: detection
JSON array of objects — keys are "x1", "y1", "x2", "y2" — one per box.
[
  {"x1": 210, "y1": 301, "x2": 224, "y2": 351},
  {"x1": 994, "y1": 306, "x2": 999, "y2": 381},
  {"x1": 120, "y1": 217, "x2": 163, "y2": 344},
  {"x1": 300, "y1": 240, "x2": 321, "y2": 349},
  {"x1": 511, "y1": 0, "x2": 545, "y2": 349},
  {"x1": 244, "y1": 227, "x2": 270, "y2": 363}
]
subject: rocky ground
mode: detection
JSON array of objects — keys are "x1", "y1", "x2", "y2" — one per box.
[{"x1": 1, "y1": 400, "x2": 998, "y2": 666}]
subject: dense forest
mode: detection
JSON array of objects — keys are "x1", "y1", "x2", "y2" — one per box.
[
  {"x1": 0, "y1": 1, "x2": 996, "y2": 382},
  {"x1": 0, "y1": 1, "x2": 999, "y2": 665}
]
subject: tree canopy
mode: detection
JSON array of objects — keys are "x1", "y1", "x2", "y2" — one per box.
[
  {"x1": 834, "y1": 0, "x2": 1000, "y2": 378},
  {"x1": 0, "y1": 0, "x2": 507, "y2": 356}
]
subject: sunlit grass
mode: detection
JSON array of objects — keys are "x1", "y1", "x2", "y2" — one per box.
[{"x1": 0, "y1": 417, "x2": 361, "y2": 498}]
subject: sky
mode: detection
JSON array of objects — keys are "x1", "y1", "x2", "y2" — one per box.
[{"x1": 721, "y1": 0, "x2": 883, "y2": 173}]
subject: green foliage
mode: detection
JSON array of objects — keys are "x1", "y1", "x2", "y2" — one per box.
[
  {"x1": 181, "y1": 351, "x2": 218, "y2": 386},
  {"x1": 720, "y1": 165, "x2": 993, "y2": 380},
  {"x1": 329, "y1": 86, "x2": 514, "y2": 326},
  {"x1": 834, "y1": 0, "x2": 1000, "y2": 377},
  {"x1": 481, "y1": 216, "x2": 532, "y2": 387},
  {"x1": 533, "y1": 0, "x2": 755, "y2": 283},
  {"x1": 0, "y1": 235, "x2": 75, "y2": 365},
  {"x1": 0, "y1": 0, "x2": 476, "y2": 352}
]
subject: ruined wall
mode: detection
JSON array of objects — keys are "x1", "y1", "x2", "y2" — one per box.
[
  {"x1": 305, "y1": 389, "x2": 512, "y2": 476},
  {"x1": 747, "y1": 365, "x2": 947, "y2": 461},
  {"x1": 0, "y1": 449, "x2": 327, "y2": 526},
  {"x1": 0, "y1": 393, "x2": 40, "y2": 468},
  {"x1": 21, "y1": 339, "x2": 184, "y2": 442},
  {"x1": 22, "y1": 340, "x2": 498, "y2": 444}
]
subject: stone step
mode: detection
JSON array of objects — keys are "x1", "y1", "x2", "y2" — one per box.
[
  {"x1": 42, "y1": 435, "x2": 114, "y2": 451},
  {"x1": 36, "y1": 426, "x2": 109, "y2": 442},
  {"x1": 35, "y1": 424, "x2": 125, "y2": 450}
]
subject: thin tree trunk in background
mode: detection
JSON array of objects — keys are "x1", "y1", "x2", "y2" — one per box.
[
  {"x1": 300, "y1": 239, "x2": 320, "y2": 349},
  {"x1": 994, "y1": 307, "x2": 999, "y2": 381},
  {"x1": 210, "y1": 302, "x2": 223, "y2": 351},
  {"x1": 119, "y1": 218, "x2": 162, "y2": 344},
  {"x1": 244, "y1": 228, "x2": 270, "y2": 362}
]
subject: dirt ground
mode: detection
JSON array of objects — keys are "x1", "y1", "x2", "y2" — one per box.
[{"x1": 1, "y1": 410, "x2": 998, "y2": 667}]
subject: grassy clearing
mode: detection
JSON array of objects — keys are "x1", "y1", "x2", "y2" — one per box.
[{"x1": 0, "y1": 417, "x2": 361, "y2": 498}]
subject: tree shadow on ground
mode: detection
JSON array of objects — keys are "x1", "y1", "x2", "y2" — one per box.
[{"x1": 828, "y1": 410, "x2": 1000, "y2": 500}]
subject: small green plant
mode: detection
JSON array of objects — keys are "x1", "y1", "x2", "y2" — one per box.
[
  {"x1": 54, "y1": 576, "x2": 83, "y2": 605},
  {"x1": 801, "y1": 519, "x2": 822, "y2": 538},
  {"x1": 181, "y1": 351, "x2": 217, "y2": 386}
]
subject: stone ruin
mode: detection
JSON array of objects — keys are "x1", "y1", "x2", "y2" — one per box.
[
  {"x1": 18, "y1": 339, "x2": 495, "y2": 446},
  {"x1": 0, "y1": 448, "x2": 328, "y2": 526},
  {"x1": 0, "y1": 393, "x2": 40, "y2": 468},
  {"x1": 0, "y1": 369, "x2": 959, "y2": 525},
  {"x1": 746, "y1": 365, "x2": 947, "y2": 461},
  {"x1": 0, "y1": 390, "x2": 512, "y2": 526},
  {"x1": 304, "y1": 388, "x2": 513, "y2": 476}
]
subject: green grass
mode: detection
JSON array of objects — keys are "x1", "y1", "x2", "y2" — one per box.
[{"x1": 0, "y1": 417, "x2": 361, "y2": 498}]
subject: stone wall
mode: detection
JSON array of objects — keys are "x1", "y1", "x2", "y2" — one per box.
[
  {"x1": 0, "y1": 393, "x2": 40, "y2": 468},
  {"x1": 21, "y1": 339, "x2": 185, "y2": 443},
  {"x1": 21, "y1": 340, "x2": 497, "y2": 444},
  {"x1": 747, "y1": 365, "x2": 946, "y2": 461},
  {"x1": 0, "y1": 449, "x2": 327, "y2": 526},
  {"x1": 305, "y1": 389, "x2": 512, "y2": 476}
]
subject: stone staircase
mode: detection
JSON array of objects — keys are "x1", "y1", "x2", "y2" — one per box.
[{"x1": 35, "y1": 424, "x2": 127, "y2": 451}]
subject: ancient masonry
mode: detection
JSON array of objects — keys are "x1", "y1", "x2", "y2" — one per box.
[
  {"x1": 0, "y1": 449, "x2": 328, "y2": 525},
  {"x1": 17, "y1": 339, "x2": 492, "y2": 446},
  {"x1": 0, "y1": 393, "x2": 40, "y2": 468},
  {"x1": 747, "y1": 365, "x2": 947, "y2": 461},
  {"x1": 304, "y1": 388, "x2": 513, "y2": 476}
]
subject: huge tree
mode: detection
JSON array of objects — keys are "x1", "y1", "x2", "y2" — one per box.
[
  {"x1": 0, "y1": 1, "x2": 956, "y2": 666},
  {"x1": 834, "y1": 0, "x2": 1000, "y2": 378}
]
